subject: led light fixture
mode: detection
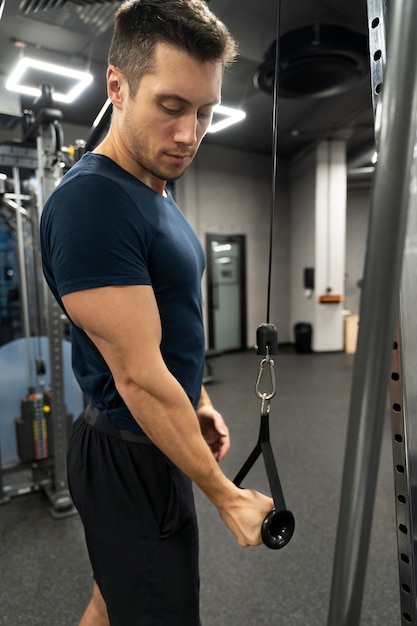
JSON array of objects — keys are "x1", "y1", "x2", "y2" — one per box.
[
  {"x1": 213, "y1": 243, "x2": 232, "y2": 252},
  {"x1": 5, "y1": 57, "x2": 93, "y2": 104},
  {"x1": 208, "y1": 104, "x2": 246, "y2": 133}
]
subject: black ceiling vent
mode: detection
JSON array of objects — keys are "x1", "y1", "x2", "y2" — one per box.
[
  {"x1": 18, "y1": 0, "x2": 115, "y2": 13},
  {"x1": 254, "y1": 24, "x2": 369, "y2": 99},
  {"x1": 18, "y1": 0, "x2": 119, "y2": 36}
]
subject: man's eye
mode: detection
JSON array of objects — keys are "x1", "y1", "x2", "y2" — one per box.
[
  {"x1": 162, "y1": 105, "x2": 180, "y2": 115},
  {"x1": 198, "y1": 109, "x2": 213, "y2": 121}
]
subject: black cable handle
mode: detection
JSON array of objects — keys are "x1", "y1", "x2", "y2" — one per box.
[{"x1": 233, "y1": 325, "x2": 295, "y2": 550}]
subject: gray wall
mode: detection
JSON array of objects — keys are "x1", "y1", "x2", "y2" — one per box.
[
  {"x1": 345, "y1": 182, "x2": 371, "y2": 315},
  {"x1": 176, "y1": 143, "x2": 291, "y2": 346},
  {"x1": 177, "y1": 142, "x2": 372, "y2": 347}
]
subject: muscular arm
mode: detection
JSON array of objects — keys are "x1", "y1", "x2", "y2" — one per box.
[{"x1": 62, "y1": 285, "x2": 273, "y2": 546}]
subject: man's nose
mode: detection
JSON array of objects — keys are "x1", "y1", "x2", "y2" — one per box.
[{"x1": 173, "y1": 114, "x2": 198, "y2": 146}]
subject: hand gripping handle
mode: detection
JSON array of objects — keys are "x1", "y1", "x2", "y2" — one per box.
[
  {"x1": 233, "y1": 413, "x2": 295, "y2": 550},
  {"x1": 262, "y1": 508, "x2": 295, "y2": 549}
]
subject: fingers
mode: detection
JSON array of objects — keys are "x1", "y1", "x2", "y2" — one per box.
[
  {"x1": 197, "y1": 405, "x2": 231, "y2": 460},
  {"x1": 213, "y1": 429, "x2": 230, "y2": 461},
  {"x1": 219, "y1": 487, "x2": 275, "y2": 548}
]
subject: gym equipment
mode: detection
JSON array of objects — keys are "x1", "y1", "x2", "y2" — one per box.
[
  {"x1": 0, "y1": 84, "x2": 81, "y2": 517},
  {"x1": 233, "y1": 323, "x2": 294, "y2": 550},
  {"x1": 328, "y1": 0, "x2": 417, "y2": 623},
  {"x1": 0, "y1": 336, "x2": 82, "y2": 464},
  {"x1": 232, "y1": 0, "x2": 294, "y2": 549},
  {"x1": 84, "y1": 98, "x2": 112, "y2": 153},
  {"x1": 15, "y1": 388, "x2": 73, "y2": 463}
]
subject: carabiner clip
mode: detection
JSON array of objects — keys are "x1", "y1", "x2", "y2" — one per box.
[
  {"x1": 259, "y1": 392, "x2": 271, "y2": 416},
  {"x1": 255, "y1": 357, "x2": 276, "y2": 402}
]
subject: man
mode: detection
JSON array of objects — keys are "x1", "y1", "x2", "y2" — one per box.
[{"x1": 40, "y1": 1, "x2": 274, "y2": 624}]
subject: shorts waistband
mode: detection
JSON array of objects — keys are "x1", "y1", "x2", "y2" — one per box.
[{"x1": 83, "y1": 403, "x2": 152, "y2": 445}]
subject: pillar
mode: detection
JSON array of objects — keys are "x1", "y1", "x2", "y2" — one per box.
[{"x1": 289, "y1": 140, "x2": 347, "y2": 351}]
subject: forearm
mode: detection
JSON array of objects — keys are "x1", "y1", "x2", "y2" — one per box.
[
  {"x1": 119, "y1": 376, "x2": 274, "y2": 548},
  {"x1": 117, "y1": 373, "x2": 236, "y2": 508}
]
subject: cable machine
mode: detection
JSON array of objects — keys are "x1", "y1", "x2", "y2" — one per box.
[
  {"x1": 227, "y1": 0, "x2": 295, "y2": 550},
  {"x1": 0, "y1": 85, "x2": 76, "y2": 518},
  {"x1": 328, "y1": 0, "x2": 417, "y2": 623}
]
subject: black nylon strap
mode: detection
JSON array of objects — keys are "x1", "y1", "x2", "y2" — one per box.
[
  {"x1": 233, "y1": 411, "x2": 286, "y2": 512},
  {"x1": 233, "y1": 442, "x2": 262, "y2": 487},
  {"x1": 261, "y1": 439, "x2": 286, "y2": 511}
]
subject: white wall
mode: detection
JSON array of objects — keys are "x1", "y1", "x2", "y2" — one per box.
[
  {"x1": 289, "y1": 149, "x2": 316, "y2": 339},
  {"x1": 313, "y1": 141, "x2": 347, "y2": 351},
  {"x1": 176, "y1": 143, "x2": 291, "y2": 346},
  {"x1": 289, "y1": 141, "x2": 347, "y2": 351}
]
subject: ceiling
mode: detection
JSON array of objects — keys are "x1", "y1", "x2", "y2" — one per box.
[{"x1": 0, "y1": 0, "x2": 376, "y2": 166}]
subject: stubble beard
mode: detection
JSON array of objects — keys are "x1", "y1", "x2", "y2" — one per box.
[{"x1": 124, "y1": 122, "x2": 194, "y2": 184}]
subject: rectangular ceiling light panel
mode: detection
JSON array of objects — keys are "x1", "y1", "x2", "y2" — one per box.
[
  {"x1": 208, "y1": 104, "x2": 246, "y2": 133},
  {"x1": 5, "y1": 57, "x2": 93, "y2": 103}
]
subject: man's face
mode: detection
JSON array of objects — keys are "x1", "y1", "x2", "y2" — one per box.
[{"x1": 117, "y1": 42, "x2": 223, "y2": 192}]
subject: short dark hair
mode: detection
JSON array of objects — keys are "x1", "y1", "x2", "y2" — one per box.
[{"x1": 108, "y1": 0, "x2": 238, "y2": 95}]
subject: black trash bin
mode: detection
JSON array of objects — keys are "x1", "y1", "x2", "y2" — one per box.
[{"x1": 294, "y1": 322, "x2": 312, "y2": 353}]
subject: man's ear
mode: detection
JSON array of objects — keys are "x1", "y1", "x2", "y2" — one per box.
[{"x1": 107, "y1": 65, "x2": 126, "y2": 110}]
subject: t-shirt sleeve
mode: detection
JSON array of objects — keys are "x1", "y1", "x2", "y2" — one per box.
[{"x1": 42, "y1": 174, "x2": 153, "y2": 297}]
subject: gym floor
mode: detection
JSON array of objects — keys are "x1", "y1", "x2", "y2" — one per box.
[{"x1": 0, "y1": 349, "x2": 400, "y2": 625}]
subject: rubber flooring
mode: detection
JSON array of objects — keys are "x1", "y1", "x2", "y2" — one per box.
[{"x1": 0, "y1": 349, "x2": 401, "y2": 625}]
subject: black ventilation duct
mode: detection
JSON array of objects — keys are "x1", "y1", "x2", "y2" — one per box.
[
  {"x1": 18, "y1": 0, "x2": 119, "y2": 36},
  {"x1": 254, "y1": 24, "x2": 369, "y2": 99},
  {"x1": 18, "y1": 0, "x2": 115, "y2": 12}
]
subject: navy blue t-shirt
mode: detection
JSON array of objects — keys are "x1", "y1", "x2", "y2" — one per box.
[{"x1": 40, "y1": 152, "x2": 206, "y2": 433}]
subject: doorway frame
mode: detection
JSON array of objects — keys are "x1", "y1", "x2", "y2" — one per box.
[{"x1": 206, "y1": 233, "x2": 247, "y2": 351}]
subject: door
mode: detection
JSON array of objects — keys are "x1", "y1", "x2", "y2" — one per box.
[{"x1": 206, "y1": 234, "x2": 246, "y2": 351}]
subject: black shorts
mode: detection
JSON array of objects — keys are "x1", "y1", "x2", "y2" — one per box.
[{"x1": 67, "y1": 410, "x2": 200, "y2": 626}]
